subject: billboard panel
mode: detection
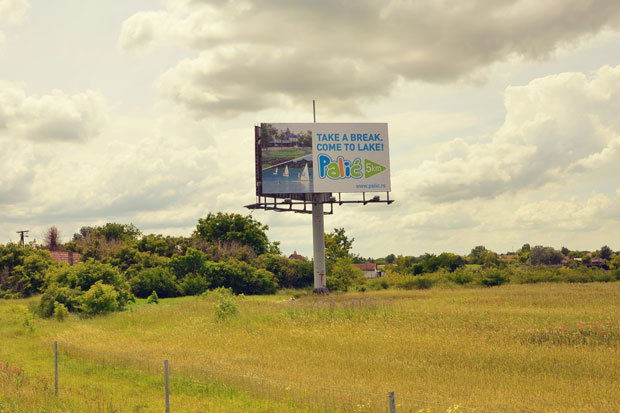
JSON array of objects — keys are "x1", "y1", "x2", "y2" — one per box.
[{"x1": 258, "y1": 123, "x2": 390, "y2": 195}]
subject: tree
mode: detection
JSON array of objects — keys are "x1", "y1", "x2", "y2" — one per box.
[
  {"x1": 325, "y1": 228, "x2": 354, "y2": 262},
  {"x1": 194, "y1": 213, "x2": 277, "y2": 256},
  {"x1": 561, "y1": 246, "x2": 570, "y2": 256},
  {"x1": 94, "y1": 223, "x2": 141, "y2": 242},
  {"x1": 385, "y1": 253, "x2": 396, "y2": 264},
  {"x1": 530, "y1": 246, "x2": 564, "y2": 266},
  {"x1": 254, "y1": 254, "x2": 311, "y2": 288},
  {"x1": 326, "y1": 257, "x2": 364, "y2": 291},
  {"x1": 600, "y1": 245, "x2": 613, "y2": 260},
  {"x1": 44, "y1": 226, "x2": 62, "y2": 251},
  {"x1": 72, "y1": 226, "x2": 95, "y2": 242},
  {"x1": 0, "y1": 244, "x2": 57, "y2": 297},
  {"x1": 260, "y1": 123, "x2": 278, "y2": 149},
  {"x1": 469, "y1": 245, "x2": 488, "y2": 265}
]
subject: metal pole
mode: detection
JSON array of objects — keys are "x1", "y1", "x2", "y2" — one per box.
[
  {"x1": 389, "y1": 391, "x2": 396, "y2": 413},
  {"x1": 311, "y1": 100, "x2": 329, "y2": 295},
  {"x1": 54, "y1": 341, "x2": 58, "y2": 397},
  {"x1": 313, "y1": 100, "x2": 316, "y2": 123},
  {"x1": 312, "y1": 193, "x2": 328, "y2": 294},
  {"x1": 165, "y1": 360, "x2": 170, "y2": 413}
]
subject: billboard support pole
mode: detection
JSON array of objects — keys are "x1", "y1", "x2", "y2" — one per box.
[
  {"x1": 312, "y1": 193, "x2": 329, "y2": 294},
  {"x1": 311, "y1": 100, "x2": 329, "y2": 294}
]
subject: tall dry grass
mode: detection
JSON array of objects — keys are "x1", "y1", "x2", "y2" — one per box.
[{"x1": 2, "y1": 283, "x2": 620, "y2": 411}]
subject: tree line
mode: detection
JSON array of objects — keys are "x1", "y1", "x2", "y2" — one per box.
[{"x1": 1, "y1": 214, "x2": 619, "y2": 317}]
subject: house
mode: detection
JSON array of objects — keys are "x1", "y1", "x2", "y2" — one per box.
[
  {"x1": 588, "y1": 257, "x2": 607, "y2": 269},
  {"x1": 289, "y1": 251, "x2": 305, "y2": 261},
  {"x1": 500, "y1": 254, "x2": 518, "y2": 261},
  {"x1": 354, "y1": 263, "x2": 383, "y2": 278},
  {"x1": 50, "y1": 251, "x2": 81, "y2": 266}
]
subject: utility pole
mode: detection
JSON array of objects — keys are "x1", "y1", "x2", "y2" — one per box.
[{"x1": 16, "y1": 230, "x2": 29, "y2": 246}]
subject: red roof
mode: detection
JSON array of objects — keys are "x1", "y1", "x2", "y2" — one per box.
[
  {"x1": 500, "y1": 254, "x2": 518, "y2": 260},
  {"x1": 354, "y1": 263, "x2": 377, "y2": 271},
  {"x1": 50, "y1": 251, "x2": 81, "y2": 266},
  {"x1": 289, "y1": 251, "x2": 305, "y2": 261}
]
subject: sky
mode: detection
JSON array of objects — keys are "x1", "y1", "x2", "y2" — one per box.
[{"x1": 2, "y1": 0, "x2": 620, "y2": 258}]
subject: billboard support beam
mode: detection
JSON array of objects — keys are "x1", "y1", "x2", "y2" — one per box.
[
  {"x1": 311, "y1": 194, "x2": 329, "y2": 294},
  {"x1": 311, "y1": 100, "x2": 329, "y2": 294}
]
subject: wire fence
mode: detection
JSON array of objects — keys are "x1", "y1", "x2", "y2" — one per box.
[{"x1": 16, "y1": 341, "x2": 510, "y2": 412}]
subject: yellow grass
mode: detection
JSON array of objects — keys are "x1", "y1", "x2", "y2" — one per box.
[{"x1": 2, "y1": 282, "x2": 620, "y2": 411}]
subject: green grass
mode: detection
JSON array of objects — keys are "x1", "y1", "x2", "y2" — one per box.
[
  {"x1": 261, "y1": 148, "x2": 312, "y2": 167},
  {"x1": 2, "y1": 283, "x2": 620, "y2": 411}
]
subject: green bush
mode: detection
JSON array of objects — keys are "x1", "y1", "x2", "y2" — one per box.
[
  {"x1": 0, "y1": 244, "x2": 57, "y2": 297},
  {"x1": 327, "y1": 257, "x2": 364, "y2": 292},
  {"x1": 480, "y1": 270, "x2": 509, "y2": 287},
  {"x1": 146, "y1": 290, "x2": 159, "y2": 304},
  {"x1": 129, "y1": 267, "x2": 180, "y2": 298},
  {"x1": 39, "y1": 260, "x2": 133, "y2": 317},
  {"x1": 79, "y1": 281, "x2": 119, "y2": 316},
  {"x1": 213, "y1": 289, "x2": 239, "y2": 320},
  {"x1": 39, "y1": 285, "x2": 82, "y2": 317},
  {"x1": 254, "y1": 254, "x2": 312, "y2": 288},
  {"x1": 169, "y1": 248, "x2": 209, "y2": 280},
  {"x1": 448, "y1": 269, "x2": 474, "y2": 285},
  {"x1": 366, "y1": 278, "x2": 389, "y2": 291},
  {"x1": 398, "y1": 275, "x2": 435, "y2": 290},
  {"x1": 210, "y1": 259, "x2": 278, "y2": 295},
  {"x1": 179, "y1": 273, "x2": 210, "y2": 296},
  {"x1": 53, "y1": 302, "x2": 68, "y2": 321}
]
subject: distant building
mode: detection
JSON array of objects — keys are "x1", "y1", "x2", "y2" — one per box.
[
  {"x1": 289, "y1": 251, "x2": 305, "y2": 261},
  {"x1": 354, "y1": 263, "x2": 383, "y2": 278},
  {"x1": 500, "y1": 254, "x2": 518, "y2": 260},
  {"x1": 588, "y1": 257, "x2": 607, "y2": 269},
  {"x1": 50, "y1": 251, "x2": 81, "y2": 266}
]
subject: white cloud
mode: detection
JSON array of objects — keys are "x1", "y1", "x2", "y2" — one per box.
[
  {"x1": 515, "y1": 192, "x2": 620, "y2": 232},
  {"x1": 403, "y1": 65, "x2": 620, "y2": 203},
  {"x1": 119, "y1": 0, "x2": 620, "y2": 116},
  {"x1": 0, "y1": 0, "x2": 28, "y2": 52},
  {"x1": 0, "y1": 82, "x2": 108, "y2": 142},
  {"x1": 0, "y1": 0, "x2": 28, "y2": 25}
]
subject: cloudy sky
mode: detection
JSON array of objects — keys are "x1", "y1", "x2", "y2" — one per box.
[{"x1": 2, "y1": 0, "x2": 620, "y2": 258}]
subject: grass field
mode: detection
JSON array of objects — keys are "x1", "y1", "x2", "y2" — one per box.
[
  {"x1": 261, "y1": 148, "x2": 312, "y2": 167},
  {"x1": 2, "y1": 282, "x2": 620, "y2": 412}
]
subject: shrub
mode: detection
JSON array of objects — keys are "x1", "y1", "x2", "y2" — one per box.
[
  {"x1": 480, "y1": 270, "x2": 509, "y2": 287},
  {"x1": 39, "y1": 285, "x2": 82, "y2": 317},
  {"x1": 146, "y1": 290, "x2": 159, "y2": 304},
  {"x1": 327, "y1": 257, "x2": 364, "y2": 292},
  {"x1": 129, "y1": 267, "x2": 180, "y2": 298},
  {"x1": 214, "y1": 289, "x2": 239, "y2": 320},
  {"x1": 209, "y1": 259, "x2": 278, "y2": 295},
  {"x1": 449, "y1": 269, "x2": 474, "y2": 285},
  {"x1": 79, "y1": 281, "x2": 119, "y2": 316},
  {"x1": 398, "y1": 275, "x2": 435, "y2": 290},
  {"x1": 39, "y1": 260, "x2": 133, "y2": 317},
  {"x1": 254, "y1": 254, "x2": 310, "y2": 288},
  {"x1": 53, "y1": 302, "x2": 68, "y2": 321},
  {"x1": 169, "y1": 248, "x2": 210, "y2": 280},
  {"x1": 179, "y1": 273, "x2": 210, "y2": 296},
  {"x1": 0, "y1": 244, "x2": 57, "y2": 297}
]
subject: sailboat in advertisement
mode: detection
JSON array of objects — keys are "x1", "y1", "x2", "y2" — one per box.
[
  {"x1": 282, "y1": 165, "x2": 289, "y2": 177},
  {"x1": 299, "y1": 163, "x2": 309, "y2": 181}
]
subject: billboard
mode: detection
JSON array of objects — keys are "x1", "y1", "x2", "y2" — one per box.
[{"x1": 257, "y1": 123, "x2": 390, "y2": 195}]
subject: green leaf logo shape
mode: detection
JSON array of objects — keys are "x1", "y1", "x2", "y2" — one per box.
[{"x1": 364, "y1": 159, "x2": 386, "y2": 178}]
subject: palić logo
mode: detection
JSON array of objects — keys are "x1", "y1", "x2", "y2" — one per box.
[{"x1": 318, "y1": 154, "x2": 386, "y2": 180}]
